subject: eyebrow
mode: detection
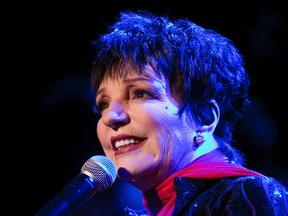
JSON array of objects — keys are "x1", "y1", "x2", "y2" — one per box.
[
  {"x1": 96, "y1": 77, "x2": 153, "y2": 96},
  {"x1": 124, "y1": 77, "x2": 152, "y2": 83}
]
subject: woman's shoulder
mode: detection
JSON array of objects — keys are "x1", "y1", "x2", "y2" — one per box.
[
  {"x1": 174, "y1": 175, "x2": 288, "y2": 215},
  {"x1": 222, "y1": 175, "x2": 288, "y2": 213},
  {"x1": 228, "y1": 175, "x2": 288, "y2": 192}
]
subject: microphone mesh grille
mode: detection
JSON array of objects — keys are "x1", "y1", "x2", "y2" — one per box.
[{"x1": 80, "y1": 155, "x2": 116, "y2": 191}]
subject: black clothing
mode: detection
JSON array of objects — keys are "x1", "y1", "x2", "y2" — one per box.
[{"x1": 124, "y1": 176, "x2": 288, "y2": 215}]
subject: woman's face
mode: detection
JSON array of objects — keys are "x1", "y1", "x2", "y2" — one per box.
[{"x1": 96, "y1": 66, "x2": 196, "y2": 191}]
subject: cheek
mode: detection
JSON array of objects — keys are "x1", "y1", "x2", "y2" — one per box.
[
  {"x1": 134, "y1": 104, "x2": 168, "y2": 132},
  {"x1": 150, "y1": 107, "x2": 188, "y2": 150},
  {"x1": 96, "y1": 119, "x2": 109, "y2": 148},
  {"x1": 96, "y1": 120, "x2": 101, "y2": 138},
  {"x1": 143, "y1": 104, "x2": 180, "y2": 147}
]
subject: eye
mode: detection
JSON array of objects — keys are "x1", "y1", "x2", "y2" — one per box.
[
  {"x1": 95, "y1": 101, "x2": 109, "y2": 113},
  {"x1": 132, "y1": 89, "x2": 155, "y2": 100}
]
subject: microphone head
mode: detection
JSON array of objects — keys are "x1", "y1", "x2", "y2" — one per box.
[{"x1": 80, "y1": 155, "x2": 116, "y2": 191}]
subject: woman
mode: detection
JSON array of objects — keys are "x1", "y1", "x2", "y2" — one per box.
[{"x1": 90, "y1": 10, "x2": 288, "y2": 215}]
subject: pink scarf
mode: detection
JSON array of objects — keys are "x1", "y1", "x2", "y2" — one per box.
[{"x1": 143, "y1": 150, "x2": 263, "y2": 216}]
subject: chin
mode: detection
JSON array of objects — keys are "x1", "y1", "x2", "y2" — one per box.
[{"x1": 117, "y1": 167, "x2": 137, "y2": 181}]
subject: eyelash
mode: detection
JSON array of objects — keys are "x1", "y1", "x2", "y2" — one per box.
[{"x1": 95, "y1": 88, "x2": 158, "y2": 114}]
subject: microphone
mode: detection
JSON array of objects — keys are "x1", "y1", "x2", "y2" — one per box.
[{"x1": 35, "y1": 155, "x2": 117, "y2": 216}]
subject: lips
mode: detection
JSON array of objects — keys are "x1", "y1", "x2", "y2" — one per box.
[{"x1": 110, "y1": 134, "x2": 146, "y2": 155}]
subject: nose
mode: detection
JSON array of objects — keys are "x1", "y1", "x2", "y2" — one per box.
[{"x1": 101, "y1": 102, "x2": 129, "y2": 130}]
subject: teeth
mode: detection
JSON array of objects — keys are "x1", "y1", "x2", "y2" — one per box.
[{"x1": 115, "y1": 139, "x2": 140, "y2": 149}]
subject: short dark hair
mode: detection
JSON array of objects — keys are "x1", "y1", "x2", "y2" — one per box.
[{"x1": 90, "y1": 10, "x2": 251, "y2": 165}]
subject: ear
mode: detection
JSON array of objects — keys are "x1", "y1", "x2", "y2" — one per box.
[{"x1": 197, "y1": 99, "x2": 220, "y2": 134}]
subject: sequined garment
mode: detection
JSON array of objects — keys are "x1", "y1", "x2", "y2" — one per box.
[{"x1": 124, "y1": 176, "x2": 288, "y2": 215}]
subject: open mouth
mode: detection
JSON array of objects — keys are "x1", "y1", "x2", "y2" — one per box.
[
  {"x1": 111, "y1": 135, "x2": 146, "y2": 154},
  {"x1": 115, "y1": 138, "x2": 142, "y2": 150}
]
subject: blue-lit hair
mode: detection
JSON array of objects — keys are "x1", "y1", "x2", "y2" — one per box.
[{"x1": 90, "y1": 10, "x2": 251, "y2": 165}]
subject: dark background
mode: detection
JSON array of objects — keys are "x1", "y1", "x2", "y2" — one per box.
[{"x1": 2, "y1": 0, "x2": 287, "y2": 215}]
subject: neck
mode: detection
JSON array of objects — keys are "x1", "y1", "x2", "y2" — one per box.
[
  {"x1": 143, "y1": 188, "x2": 164, "y2": 215},
  {"x1": 142, "y1": 149, "x2": 229, "y2": 215},
  {"x1": 193, "y1": 136, "x2": 219, "y2": 161}
]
